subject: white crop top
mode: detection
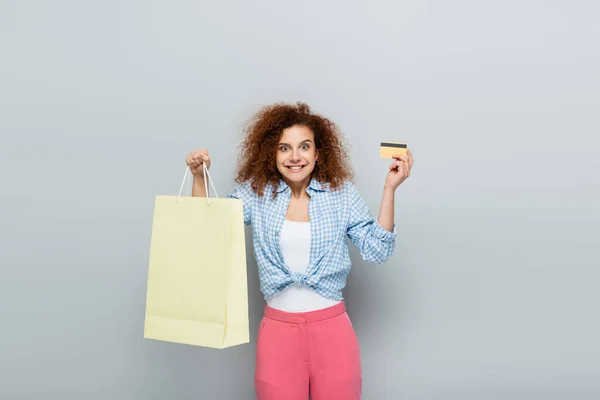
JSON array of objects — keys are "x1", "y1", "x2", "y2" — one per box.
[{"x1": 266, "y1": 219, "x2": 342, "y2": 312}]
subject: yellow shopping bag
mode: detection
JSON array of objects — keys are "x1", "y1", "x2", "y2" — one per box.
[{"x1": 144, "y1": 166, "x2": 249, "y2": 348}]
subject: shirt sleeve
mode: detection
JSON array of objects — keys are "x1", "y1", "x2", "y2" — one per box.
[
  {"x1": 226, "y1": 182, "x2": 253, "y2": 226},
  {"x1": 345, "y1": 181, "x2": 397, "y2": 264}
]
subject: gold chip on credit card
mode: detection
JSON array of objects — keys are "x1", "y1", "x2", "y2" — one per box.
[{"x1": 380, "y1": 142, "x2": 407, "y2": 158}]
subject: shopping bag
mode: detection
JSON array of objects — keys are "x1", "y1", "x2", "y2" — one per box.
[{"x1": 144, "y1": 165, "x2": 249, "y2": 348}]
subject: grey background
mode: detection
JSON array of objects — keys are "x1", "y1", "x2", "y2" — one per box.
[{"x1": 1, "y1": 0, "x2": 598, "y2": 399}]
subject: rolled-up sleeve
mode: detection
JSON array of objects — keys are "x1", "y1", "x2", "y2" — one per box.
[
  {"x1": 346, "y1": 182, "x2": 397, "y2": 263},
  {"x1": 226, "y1": 182, "x2": 253, "y2": 226}
]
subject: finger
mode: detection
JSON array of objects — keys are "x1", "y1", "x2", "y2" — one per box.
[
  {"x1": 397, "y1": 160, "x2": 404, "y2": 172},
  {"x1": 400, "y1": 160, "x2": 409, "y2": 175},
  {"x1": 401, "y1": 159, "x2": 410, "y2": 177}
]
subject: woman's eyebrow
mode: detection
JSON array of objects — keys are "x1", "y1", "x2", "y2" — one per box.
[{"x1": 278, "y1": 139, "x2": 313, "y2": 146}]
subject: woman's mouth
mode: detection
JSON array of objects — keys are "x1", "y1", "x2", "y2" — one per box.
[{"x1": 286, "y1": 165, "x2": 306, "y2": 173}]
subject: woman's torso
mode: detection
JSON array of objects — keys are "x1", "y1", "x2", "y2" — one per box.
[{"x1": 266, "y1": 218, "x2": 342, "y2": 312}]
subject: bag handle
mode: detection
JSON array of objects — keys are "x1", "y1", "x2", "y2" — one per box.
[{"x1": 177, "y1": 163, "x2": 219, "y2": 204}]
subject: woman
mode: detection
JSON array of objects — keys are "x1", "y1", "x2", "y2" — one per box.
[{"x1": 185, "y1": 102, "x2": 413, "y2": 400}]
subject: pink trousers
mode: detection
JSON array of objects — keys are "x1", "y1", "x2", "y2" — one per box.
[{"x1": 254, "y1": 301, "x2": 362, "y2": 400}]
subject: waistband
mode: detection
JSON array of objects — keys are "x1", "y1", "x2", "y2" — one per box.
[{"x1": 263, "y1": 301, "x2": 346, "y2": 324}]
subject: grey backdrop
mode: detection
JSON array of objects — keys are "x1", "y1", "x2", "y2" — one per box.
[{"x1": 1, "y1": 0, "x2": 598, "y2": 399}]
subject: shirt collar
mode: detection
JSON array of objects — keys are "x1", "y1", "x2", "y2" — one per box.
[{"x1": 275, "y1": 177, "x2": 329, "y2": 193}]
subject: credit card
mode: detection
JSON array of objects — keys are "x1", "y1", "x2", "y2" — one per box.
[{"x1": 380, "y1": 142, "x2": 407, "y2": 158}]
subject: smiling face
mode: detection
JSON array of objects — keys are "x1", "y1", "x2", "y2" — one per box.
[{"x1": 276, "y1": 125, "x2": 318, "y2": 186}]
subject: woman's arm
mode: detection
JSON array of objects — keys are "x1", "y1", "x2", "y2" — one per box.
[
  {"x1": 378, "y1": 148, "x2": 414, "y2": 230},
  {"x1": 192, "y1": 175, "x2": 207, "y2": 197},
  {"x1": 377, "y1": 186, "x2": 395, "y2": 232}
]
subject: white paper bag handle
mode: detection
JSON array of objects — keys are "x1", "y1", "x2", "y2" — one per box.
[{"x1": 177, "y1": 163, "x2": 219, "y2": 204}]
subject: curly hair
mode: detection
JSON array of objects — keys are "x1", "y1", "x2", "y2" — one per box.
[{"x1": 234, "y1": 102, "x2": 354, "y2": 198}]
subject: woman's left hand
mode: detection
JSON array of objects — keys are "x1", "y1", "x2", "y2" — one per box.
[{"x1": 385, "y1": 148, "x2": 414, "y2": 191}]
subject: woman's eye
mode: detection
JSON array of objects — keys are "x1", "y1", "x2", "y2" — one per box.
[{"x1": 279, "y1": 145, "x2": 309, "y2": 151}]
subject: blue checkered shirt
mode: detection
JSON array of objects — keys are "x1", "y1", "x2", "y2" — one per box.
[{"x1": 227, "y1": 177, "x2": 397, "y2": 301}]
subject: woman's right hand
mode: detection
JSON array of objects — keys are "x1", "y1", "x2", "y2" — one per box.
[{"x1": 185, "y1": 149, "x2": 211, "y2": 177}]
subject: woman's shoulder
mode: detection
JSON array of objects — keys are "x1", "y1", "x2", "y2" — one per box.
[
  {"x1": 328, "y1": 178, "x2": 358, "y2": 196},
  {"x1": 231, "y1": 180, "x2": 273, "y2": 200},
  {"x1": 319, "y1": 179, "x2": 358, "y2": 206},
  {"x1": 228, "y1": 180, "x2": 256, "y2": 200},
  {"x1": 333, "y1": 179, "x2": 364, "y2": 205}
]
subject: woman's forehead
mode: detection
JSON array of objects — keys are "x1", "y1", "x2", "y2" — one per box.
[{"x1": 279, "y1": 125, "x2": 314, "y2": 143}]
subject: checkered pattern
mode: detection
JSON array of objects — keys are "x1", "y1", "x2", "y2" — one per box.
[{"x1": 227, "y1": 177, "x2": 397, "y2": 301}]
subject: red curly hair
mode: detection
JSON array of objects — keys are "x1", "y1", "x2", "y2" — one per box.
[{"x1": 234, "y1": 102, "x2": 354, "y2": 198}]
